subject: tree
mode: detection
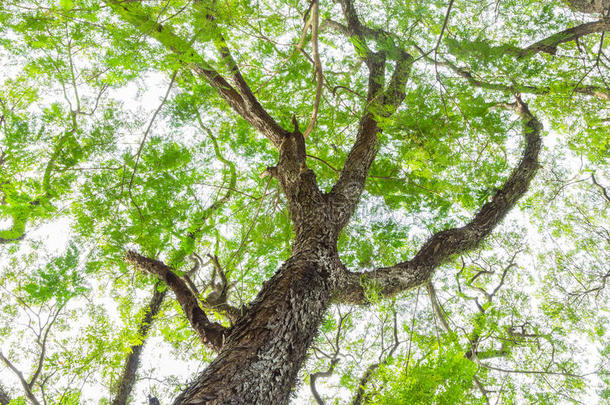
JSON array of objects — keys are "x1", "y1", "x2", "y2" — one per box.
[{"x1": 0, "y1": 0, "x2": 608, "y2": 404}]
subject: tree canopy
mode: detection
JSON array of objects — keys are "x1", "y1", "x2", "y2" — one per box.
[{"x1": 0, "y1": 0, "x2": 608, "y2": 403}]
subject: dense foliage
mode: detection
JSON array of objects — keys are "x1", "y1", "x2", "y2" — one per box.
[{"x1": 0, "y1": 0, "x2": 608, "y2": 403}]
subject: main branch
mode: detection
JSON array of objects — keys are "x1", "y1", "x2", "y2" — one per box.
[
  {"x1": 328, "y1": 0, "x2": 413, "y2": 229},
  {"x1": 335, "y1": 96, "x2": 543, "y2": 304}
]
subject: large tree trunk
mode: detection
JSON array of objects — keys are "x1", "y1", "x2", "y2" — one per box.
[{"x1": 174, "y1": 245, "x2": 340, "y2": 404}]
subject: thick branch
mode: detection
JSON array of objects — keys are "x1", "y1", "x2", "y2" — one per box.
[
  {"x1": 112, "y1": 282, "x2": 167, "y2": 405},
  {"x1": 335, "y1": 97, "x2": 542, "y2": 304},
  {"x1": 519, "y1": 18, "x2": 610, "y2": 58},
  {"x1": 326, "y1": 1, "x2": 414, "y2": 228},
  {"x1": 327, "y1": 53, "x2": 385, "y2": 229},
  {"x1": 269, "y1": 121, "x2": 326, "y2": 241},
  {"x1": 124, "y1": 251, "x2": 229, "y2": 352},
  {"x1": 566, "y1": 0, "x2": 610, "y2": 15},
  {"x1": 452, "y1": 18, "x2": 610, "y2": 58},
  {"x1": 328, "y1": 49, "x2": 413, "y2": 228},
  {"x1": 107, "y1": 0, "x2": 287, "y2": 147}
]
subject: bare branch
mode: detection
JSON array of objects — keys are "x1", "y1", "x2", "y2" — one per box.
[
  {"x1": 335, "y1": 96, "x2": 542, "y2": 304},
  {"x1": 350, "y1": 310, "x2": 400, "y2": 405},
  {"x1": 309, "y1": 310, "x2": 350, "y2": 404},
  {"x1": 199, "y1": 254, "x2": 242, "y2": 323},
  {"x1": 426, "y1": 282, "x2": 453, "y2": 334},
  {"x1": 28, "y1": 303, "x2": 65, "y2": 390},
  {"x1": 124, "y1": 251, "x2": 229, "y2": 352},
  {"x1": 591, "y1": 173, "x2": 610, "y2": 203},
  {"x1": 310, "y1": 357, "x2": 338, "y2": 405},
  {"x1": 0, "y1": 385, "x2": 11, "y2": 405}
]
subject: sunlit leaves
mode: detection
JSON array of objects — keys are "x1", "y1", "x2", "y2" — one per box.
[{"x1": 0, "y1": 0, "x2": 608, "y2": 403}]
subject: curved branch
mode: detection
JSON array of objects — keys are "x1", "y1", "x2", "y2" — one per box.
[
  {"x1": 451, "y1": 18, "x2": 610, "y2": 59},
  {"x1": 334, "y1": 96, "x2": 542, "y2": 304},
  {"x1": 519, "y1": 18, "x2": 610, "y2": 58},
  {"x1": 199, "y1": 254, "x2": 242, "y2": 323},
  {"x1": 28, "y1": 303, "x2": 65, "y2": 391},
  {"x1": 303, "y1": 0, "x2": 323, "y2": 139},
  {"x1": 124, "y1": 251, "x2": 229, "y2": 352},
  {"x1": 310, "y1": 358, "x2": 338, "y2": 405},
  {"x1": 350, "y1": 310, "x2": 399, "y2": 405},
  {"x1": 112, "y1": 282, "x2": 167, "y2": 405},
  {"x1": 591, "y1": 173, "x2": 610, "y2": 203},
  {"x1": 0, "y1": 213, "x2": 26, "y2": 244}
]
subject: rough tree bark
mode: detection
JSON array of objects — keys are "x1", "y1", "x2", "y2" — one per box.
[{"x1": 112, "y1": 0, "x2": 545, "y2": 403}]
